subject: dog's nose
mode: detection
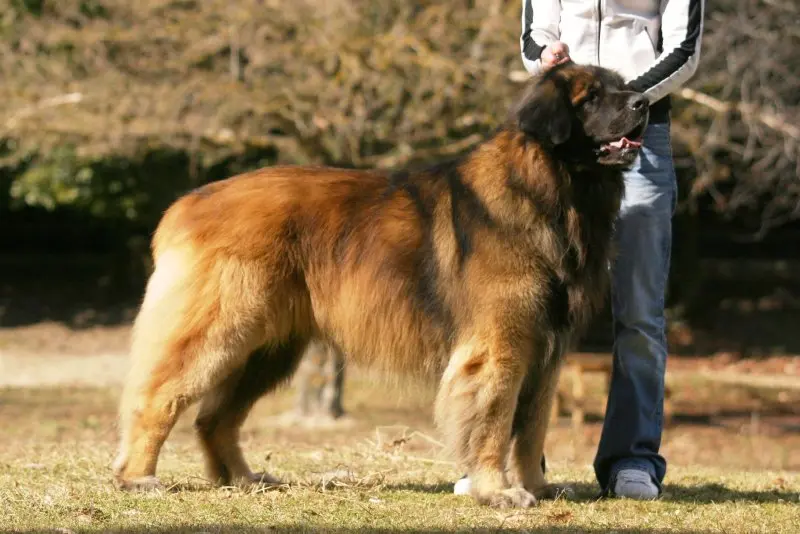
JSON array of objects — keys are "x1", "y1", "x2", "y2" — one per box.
[{"x1": 629, "y1": 95, "x2": 648, "y2": 112}]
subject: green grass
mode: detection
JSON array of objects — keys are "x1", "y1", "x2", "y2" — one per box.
[{"x1": 1, "y1": 382, "x2": 798, "y2": 533}]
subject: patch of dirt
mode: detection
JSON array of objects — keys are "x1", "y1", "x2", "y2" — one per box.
[
  {"x1": 0, "y1": 322, "x2": 132, "y2": 387},
  {"x1": 0, "y1": 351, "x2": 130, "y2": 387},
  {"x1": 1, "y1": 383, "x2": 799, "y2": 473},
  {"x1": 0, "y1": 321, "x2": 132, "y2": 356}
]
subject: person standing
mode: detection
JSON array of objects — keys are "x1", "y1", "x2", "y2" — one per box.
[{"x1": 455, "y1": 0, "x2": 705, "y2": 500}]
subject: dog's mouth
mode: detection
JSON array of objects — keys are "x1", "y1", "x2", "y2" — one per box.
[
  {"x1": 600, "y1": 135, "x2": 642, "y2": 153},
  {"x1": 596, "y1": 122, "x2": 646, "y2": 165}
]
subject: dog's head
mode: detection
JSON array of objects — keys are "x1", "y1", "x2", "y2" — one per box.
[{"x1": 510, "y1": 62, "x2": 649, "y2": 167}]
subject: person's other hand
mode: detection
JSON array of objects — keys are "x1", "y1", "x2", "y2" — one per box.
[{"x1": 541, "y1": 42, "x2": 571, "y2": 69}]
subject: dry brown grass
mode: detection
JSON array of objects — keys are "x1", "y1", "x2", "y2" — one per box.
[{"x1": 1, "y1": 374, "x2": 798, "y2": 533}]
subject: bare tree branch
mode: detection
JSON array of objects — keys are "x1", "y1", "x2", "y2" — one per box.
[
  {"x1": 0, "y1": 0, "x2": 797, "y2": 233},
  {"x1": 676, "y1": 88, "x2": 800, "y2": 141}
]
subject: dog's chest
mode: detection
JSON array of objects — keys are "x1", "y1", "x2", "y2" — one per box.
[{"x1": 547, "y1": 198, "x2": 619, "y2": 332}]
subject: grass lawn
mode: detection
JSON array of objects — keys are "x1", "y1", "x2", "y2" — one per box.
[{"x1": 1, "y1": 378, "x2": 798, "y2": 533}]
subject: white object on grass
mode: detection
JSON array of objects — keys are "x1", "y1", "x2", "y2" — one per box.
[{"x1": 453, "y1": 475, "x2": 471, "y2": 496}]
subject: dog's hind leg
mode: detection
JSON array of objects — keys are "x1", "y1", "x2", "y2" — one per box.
[
  {"x1": 194, "y1": 338, "x2": 308, "y2": 487},
  {"x1": 112, "y1": 254, "x2": 270, "y2": 491},
  {"x1": 508, "y1": 333, "x2": 572, "y2": 499},
  {"x1": 113, "y1": 327, "x2": 267, "y2": 490},
  {"x1": 434, "y1": 334, "x2": 534, "y2": 508}
]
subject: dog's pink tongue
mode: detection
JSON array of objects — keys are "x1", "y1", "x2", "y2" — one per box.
[{"x1": 609, "y1": 137, "x2": 642, "y2": 149}]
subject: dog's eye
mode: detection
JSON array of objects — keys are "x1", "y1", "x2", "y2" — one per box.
[{"x1": 584, "y1": 89, "x2": 599, "y2": 105}]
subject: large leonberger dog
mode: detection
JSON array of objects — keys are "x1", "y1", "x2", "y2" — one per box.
[{"x1": 113, "y1": 62, "x2": 649, "y2": 508}]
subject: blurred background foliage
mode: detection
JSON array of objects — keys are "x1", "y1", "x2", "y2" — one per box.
[{"x1": 1, "y1": 0, "x2": 799, "y2": 345}]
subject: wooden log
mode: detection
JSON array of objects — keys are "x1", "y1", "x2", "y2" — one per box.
[
  {"x1": 293, "y1": 340, "x2": 346, "y2": 420},
  {"x1": 569, "y1": 361, "x2": 585, "y2": 432},
  {"x1": 559, "y1": 353, "x2": 679, "y2": 426},
  {"x1": 693, "y1": 371, "x2": 800, "y2": 391}
]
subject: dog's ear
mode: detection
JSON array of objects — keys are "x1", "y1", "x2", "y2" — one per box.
[{"x1": 515, "y1": 78, "x2": 572, "y2": 146}]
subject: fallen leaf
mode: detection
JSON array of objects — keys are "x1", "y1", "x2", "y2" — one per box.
[
  {"x1": 549, "y1": 510, "x2": 573, "y2": 522},
  {"x1": 23, "y1": 463, "x2": 45, "y2": 470}
]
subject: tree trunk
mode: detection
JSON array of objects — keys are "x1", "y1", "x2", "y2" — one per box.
[{"x1": 293, "y1": 340, "x2": 346, "y2": 419}]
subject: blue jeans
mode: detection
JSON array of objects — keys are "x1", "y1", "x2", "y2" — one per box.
[{"x1": 593, "y1": 121, "x2": 677, "y2": 493}]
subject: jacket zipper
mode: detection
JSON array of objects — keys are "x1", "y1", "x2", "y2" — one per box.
[{"x1": 596, "y1": 0, "x2": 602, "y2": 65}]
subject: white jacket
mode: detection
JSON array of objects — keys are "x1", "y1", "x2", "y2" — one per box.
[{"x1": 521, "y1": 0, "x2": 704, "y2": 112}]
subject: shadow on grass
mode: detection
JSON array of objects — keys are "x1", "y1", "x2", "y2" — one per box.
[
  {"x1": 663, "y1": 482, "x2": 798, "y2": 504},
  {"x1": 383, "y1": 481, "x2": 797, "y2": 504},
  {"x1": 382, "y1": 482, "x2": 456, "y2": 494},
  {"x1": 19, "y1": 527, "x2": 717, "y2": 534},
  {"x1": 383, "y1": 481, "x2": 603, "y2": 501},
  {"x1": 150, "y1": 479, "x2": 798, "y2": 506}
]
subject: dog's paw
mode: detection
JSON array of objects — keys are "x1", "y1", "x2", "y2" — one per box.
[
  {"x1": 115, "y1": 475, "x2": 163, "y2": 492},
  {"x1": 533, "y1": 483, "x2": 575, "y2": 500},
  {"x1": 478, "y1": 487, "x2": 538, "y2": 508},
  {"x1": 234, "y1": 471, "x2": 283, "y2": 489},
  {"x1": 250, "y1": 472, "x2": 282, "y2": 485}
]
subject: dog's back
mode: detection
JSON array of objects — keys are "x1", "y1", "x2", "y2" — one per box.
[{"x1": 148, "y1": 165, "x2": 453, "y2": 375}]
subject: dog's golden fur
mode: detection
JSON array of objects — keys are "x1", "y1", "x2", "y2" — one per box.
[{"x1": 113, "y1": 63, "x2": 647, "y2": 508}]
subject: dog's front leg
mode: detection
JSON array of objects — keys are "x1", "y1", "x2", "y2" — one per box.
[
  {"x1": 434, "y1": 336, "x2": 535, "y2": 508},
  {"x1": 508, "y1": 332, "x2": 573, "y2": 500}
]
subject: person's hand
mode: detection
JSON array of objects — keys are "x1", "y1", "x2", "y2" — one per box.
[{"x1": 541, "y1": 42, "x2": 571, "y2": 69}]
